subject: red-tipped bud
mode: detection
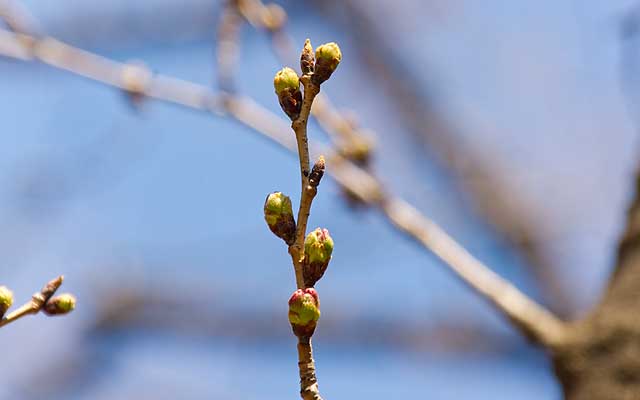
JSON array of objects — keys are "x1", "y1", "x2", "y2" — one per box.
[
  {"x1": 288, "y1": 288, "x2": 320, "y2": 338},
  {"x1": 303, "y1": 228, "x2": 334, "y2": 287}
]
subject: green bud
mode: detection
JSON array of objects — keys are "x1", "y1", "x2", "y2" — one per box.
[
  {"x1": 312, "y1": 42, "x2": 341, "y2": 85},
  {"x1": 288, "y1": 288, "x2": 320, "y2": 338},
  {"x1": 274, "y1": 67, "x2": 300, "y2": 94},
  {"x1": 264, "y1": 192, "x2": 296, "y2": 244},
  {"x1": 43, "y1": 293, "x2": 76, "y2": 316},
  {"x1": 274, "y1": 67, "x2": 303, "y2": 120},
  {"x1": 303, "y1": 228, "x2": 334, "y2": 287},
  {"x1": 342, "y1": 136, "x2": 373, "y2": 166},
  {"x1": 0, "y1": 286, "x2": 13, "y2": 318}
]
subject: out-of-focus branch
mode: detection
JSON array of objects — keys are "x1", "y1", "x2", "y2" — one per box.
[
  {"x1": 0, "y1": 0, "x2": 40, "y2": 36},
  {"x1": 312, "y1": 0, "x2": 576, "y2": 315},
  {"x1": 215, "y1": 1, "x2": 243, "y2": 94},
  {"x1": 0, "y1": 26, "x2": 567, "y2": 348}
]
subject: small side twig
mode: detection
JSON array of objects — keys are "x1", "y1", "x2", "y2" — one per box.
[{"x1": 0, "y1": 276, "x2": 75, "y2": 328}]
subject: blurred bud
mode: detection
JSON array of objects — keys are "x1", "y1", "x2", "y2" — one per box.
[
  {"x1": 303, "y1": 228, "x2": 334, "y2": 287},
  {"x1": 274, "y1": 67, "x2": 302, "y2": 120},
  {"x1": 0, "y1": 286, "x2": 13, "y2": 318},
  {"x1": 288, "y1": 288, "x2": 320, "y2": 337},
  {"x1": 341, "y1": 136, "x2": 373, "y2": 166},
  {"x1": 121, "y1": 62, "x2": 151, "y2": 109},
  {"x1": 264, "y1": 192, "x2": 296, "y2": 244},
  {"x1": 261, "y1": 3, "x2": 287, "y2": 31},
  {"x1": 44, "y1": 293, "x2": 76, "y2": 316},
  {"x1": 312, "y1": 42, "x2": 341, "y2": 85},
  {"x1": 308, "y1": 155, "x2": 325, "y2": 188},
  {"x1": 300, "y1": 39, "x2": 315, "y2": 75}
]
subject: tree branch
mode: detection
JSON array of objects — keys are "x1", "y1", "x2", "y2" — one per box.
[
  {"x1": 0, "y1": 26, "x2": 567, "y2": 349},
  {"x1": 297, "y1": 336, "x2": 322, "y2": 400},
  {"x1": 0, "y1": 276, "x2": 64, "y2": 328},
  {"x1": 288, "y1": 77, "x2": 321, "y2": 290},
  {"x1": 381, "y1": 198, "x2": 568, "y2": 348}
]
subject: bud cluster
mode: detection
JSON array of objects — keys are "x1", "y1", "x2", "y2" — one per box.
[
  {"x1": 273, "y1": 40, "x2": 342, "y2": 119},
  {"x1": 269, "y1": 39, "x2": 342, "y2": 342},
  {"x1": 0, "y1": 277, "x2": 76, "y2": 321}
]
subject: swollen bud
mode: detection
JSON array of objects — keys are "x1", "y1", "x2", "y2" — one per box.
[
  {"x1": 300, "y1": 39, "x2": 315, "y2": 75},
  {"x1": 274, "y1": 67, "x2": 302, "y2": 120},
  {"x1": 264, "y1": 192, "x2": 296, "y2": 244},
  {"x1": 288, "y1": 288, "x2": 320, "y2": 338},
  {"x1": 0, "y1": 286, "x2": 13, "y2": 318},
  {"x1": 303, "y1": 228, "x2": 334, "y2": 287},
  {"x1": 312, "y1": 42, "x2": 341, "y2": 85},
  {"x1": 43, "y1": 293, "x2": 76, "y2": 316}
]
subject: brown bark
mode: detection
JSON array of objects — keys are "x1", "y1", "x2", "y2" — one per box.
[{"x1": 552, "y1": 172, "x2": 640, "y2": 399}]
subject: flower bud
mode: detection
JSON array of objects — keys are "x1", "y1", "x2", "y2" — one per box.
[
  {"x1": 264, "y1": 192, "x2": 296, "y2": 244},
  {"x1": 288, "y1": 288, "x2": 320, "y2": 338},
  {"x1": 43, "y1": 293, "x2": 76, "y2": 316},
  {"x1": 274, "y1": 67, "x2": 302, "y2": 120},
  {"x1": 303, "y1": 228, "x2": 334, "y2": 287},
  {"x1": 300, "y1": 39, "x2": 315, "y2": 75},
  {"x1": 0, "y1": 286, "x2": 13, "y2": 318},
  {"x1": 308, "y1": 155, "x2": 325, "y2": 188},
  {"x1": 312, "y1": 42, "x2": 341, "y2": 85}
]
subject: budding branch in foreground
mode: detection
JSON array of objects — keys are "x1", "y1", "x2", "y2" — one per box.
[
  {"x1": 266, "y1": 38, "x2": 341, "y2": 400},
  {"x1": 0, "y1": 2, "x2": 571, "y2": 391},
  {"x1": 0, "y1": 276, "x2": 76, "y2": 328},
  {"x1": 0, "y1": 19, "x2": 566, "y2": 349}
]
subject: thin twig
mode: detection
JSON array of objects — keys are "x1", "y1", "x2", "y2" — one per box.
[
  {"x1": 297, "y1": 336, "x2": 322, "y2": 400},
  {"x1": 0, "y1": 28, "x2": 568, "y2": 348},
  {"x1": 288, "y1": 76, "x2": 321, "y2": 290},
  {"x1": 0, "y1": 276, "x2": 63, "y2": 328}
]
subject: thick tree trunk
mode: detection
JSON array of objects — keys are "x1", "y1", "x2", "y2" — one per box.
[{"x1": 552, "y1": 173, "x2": 640, "y2": 399}]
